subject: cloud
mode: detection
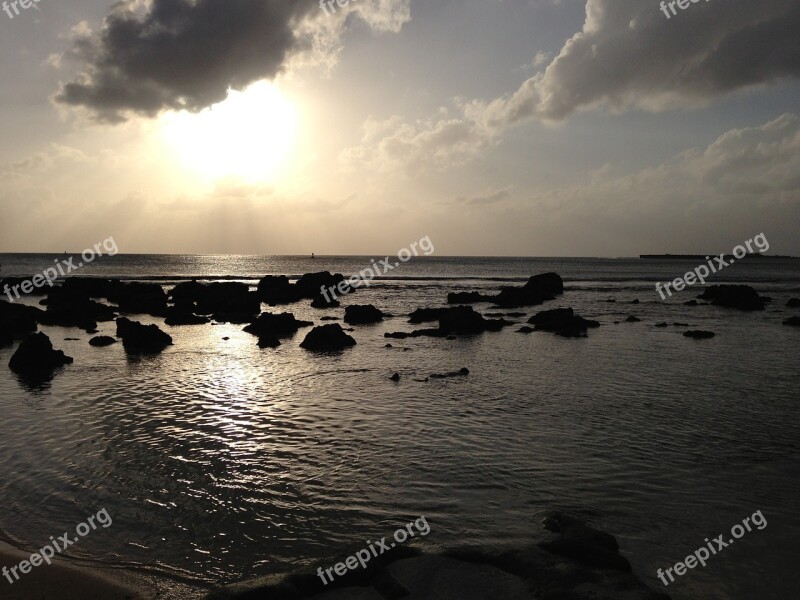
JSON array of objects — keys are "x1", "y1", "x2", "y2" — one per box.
[
  {"x1": 54, "y1": 0, "x2": 410, "y2": 122},
  {"x1": 346, "y1": 0, "x2": 800, "y2": 172},
  {"x1": 340, "y1": 111, "x2": 495, "y2": 174},
  {"x1": 456, "y1": 187, "x2": 513, "y2": 206},
  {"x1": 517, "y1": 113, "x2": 800, "y2": 253},
  {"x1": 485, "y1": 0, "x2": 800, "y2": 124}
]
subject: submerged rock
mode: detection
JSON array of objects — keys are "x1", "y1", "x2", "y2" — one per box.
[
  {"x1": 787, "y1": 298, "x2": 800, "y2": 308},
  {"x1": 541, "y1": 512, "x2": 631, "y2": 572},
  {"x1": 697, "y1": 285, "x2": 766, "y2": 311},
  {"x1": 625, "y1": 315, "x2": 641, "y2": 322},
  {"x1": 9, "y1": 332, "x2": 73, "y2": 375},
  {"x1": 528, "y1": 308, "x2": 600, "y2": 338},
  {"x1": 429, "y1": 367, "x2": 469, "y2": 379},
  {"x1": 390, "y1": 372, "x2": 400, "y2": 382},
  {"x1": 204, "y1": 514, "x2": 666, "y2": 600},
  {"x1": 783, "y1": 316, "x2": 800, "y2": 327},
  {"x1": 89, "y1": 336, "x2": 117, "y2": 347},
  {"x1": 684, "y1": 330, "x2": 716, "y2": 339},
  {"x1": 116, "y1": 317, "x2": 173, "y2": 353},
  {"x1": 300, "y1": 324, "x2": 356, "y2": 351}
]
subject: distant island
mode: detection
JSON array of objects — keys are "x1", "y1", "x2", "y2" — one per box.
[{"x1": 640, "y1": 254, "x2": 797, "y2": 259}]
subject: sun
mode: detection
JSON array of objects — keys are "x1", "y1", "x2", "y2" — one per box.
[{"x1": 160, "y1": 81, "x2": 298, "y2": 183}]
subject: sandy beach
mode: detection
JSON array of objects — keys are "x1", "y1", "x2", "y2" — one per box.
[{"x1": 0, "y1": 541, "x2": 205, "y2": 600}]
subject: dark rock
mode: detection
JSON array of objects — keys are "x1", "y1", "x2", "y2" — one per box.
[
  {"x1": 787, "y1": 298, "x2": 800, "y2": 308},
  {"x1": 684, "y1": 299, "x2": 698, "y2": 306},
  {"x1": 390, "y1": 372, "x2": 400, "y2": 382},
  {"x1": 684, "y1": 330, "x2": 716, "y2": 339},
  {"x1": 438, "y1": 306, "x2": 510, "y2": 334},
  {"x1": 631, "y1": 299, "x2": 640, "y2": 304},
  {"x1": 430, "y1": 367, "x2": 469, "y2": 379},
  {"x1": 116, "y1": 282, "x2": 168, "y2": 315},
  {"x1": 605, "y1": 298, "x2": 616, "y2": 303},
  {"x1": 168, "y1": 280, "x2": 207, "y2": 304},
  {"x1": 505, "y1": 312, "x2": 526, "y2": 317},
  {"x1": 243, "y1": 312, "x2": 312, "y2": 339},
  {"x1": 673, "y1": 322, "x2": 689, "y2": 327},
  {"x1": 61, "y1": 277, "x2": 122, "y2": 300},
  {"x1": 407, "y1": 306, "x2": 510, "y2": 335},
  {"x1": 1, "y1": 276, "x2": 49, "y2": 298},
  {"x1": 300, "y1": 324, "x2": 356, "y2": 351},
  {"x1": 625, "y1": 315, "x2": 641, "y2": 322},
  {"x1": 89, "y1": 336, "x2": 117, "y2": 347},
  {"x1": 222, "y1": 337, "x2": 230, "y2": 341},
  {"x1": 311, "y1": 293, "x2": 340, "y2": 309},
  {"x1": 655, "y1": 322, "x2": 668, "y2": 328},
  {"x1": 344, "y1": 304, "x2": 384, "y2": 325},
  {"x1": 516, "y1": 326, "x2": 534, "y2": 333},
  {"x1": 38, "y1": 288, "x2": 116, "y2": 330},
  {"x1": 385, "y1": 343, "x2": 393, "y2": 348},
  {"x1": 320, "y1": 316, "x2": 340, "y2": 321},
  {"x1": 9, "y1": 332, "x2": 73, "y2": 374},
  {"x1": 294, "y1": 272, "x2": 348, "y2": 300},
  {"x1": 540, "y1": 512, "x2": 631, "y2": 572},
  {"x1": 783, "y1": 316, "x2": 800, "y2": 327},
  {"x1": 200, "y1": 283, "x2": 260, "y2": 319},
  {"x1": 698, "y1": 284, "x2": 766, "y2": 311},
  {"x1": 385, "y1": 331, "x2": 411, "y2": 339},
  {"x1": 528, "y1": 308, "x2": 600, "y2": 337},
  {"x1": 257, "y1": 336, "x2": 281, "y2": 348},
  {"x1": 447, "y1": 291, "x2": 487, "y2": 304},
  {"x1": 116, "y1": 317, "x2": 173, "y2": 353},
  {"x1": 256, "y1": 275, "x2": 296, "y2": 304},
  {"x1": 0, "y1": 299, "x2": 40, "y2": 342}
]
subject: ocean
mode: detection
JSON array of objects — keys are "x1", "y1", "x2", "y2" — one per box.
[{"x1": 1, "y1": 254, "x2": 799, "y2": 600}]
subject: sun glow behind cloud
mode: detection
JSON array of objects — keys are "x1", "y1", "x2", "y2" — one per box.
[{"x1": 160, "y1": 81, "x2": 298, "y2": 184}]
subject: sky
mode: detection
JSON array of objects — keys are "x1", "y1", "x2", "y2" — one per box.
[{"x1": 0, "y1": 0, "x2": 797, "y2": 256}]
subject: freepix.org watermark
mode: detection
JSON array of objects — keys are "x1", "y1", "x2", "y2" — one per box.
[
  {"x1": 2, "y1": 0, "x2": 44, "y2": 20},
  {"x1": 319, "y1": 235, "x2": 434, "y2": 303},
  {"x1": 3, "y1": 236, "x2": 118, "y2": 303},
  {"x1": 655, "y1": 233, "x2": 769, "y2": 300},
  {"x1": 2, "y1": 508, "x2": 112, "y2": 584},
  {"x1": 656, "y1": 510, "x2": 766, "y2": 587},
  {"x1": 317, "y1": 516, "x2": 430, "y2": 585},
  {"x1": 319, "y1": 0, "x2": 355, "y2": 17},
  {"x1": 660, "y1": 0, "x2": 711, "y2": 20}
]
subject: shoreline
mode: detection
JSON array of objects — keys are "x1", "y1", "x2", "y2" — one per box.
[{"x1": 0, "y1": 540, "x2": 207, "y2": 600}]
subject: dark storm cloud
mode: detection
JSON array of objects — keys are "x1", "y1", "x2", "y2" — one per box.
[
  {"x1": 486, "y1": 0, "x2": 800, "y2": 124},
  {"x1": 55, "y1": 0, "x2": 317, "y2": 121}
]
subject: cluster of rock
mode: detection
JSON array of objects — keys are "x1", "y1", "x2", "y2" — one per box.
[
  {"x1": 447, "y1": 272, "x2": 564, "y2": 308},
  {"x1": 205, "y1": 513, "x2": 669, "y2": 600},
  {"x1": 257, "y1": 272, "x2": 348, "y2": 306},
  {"x1": 5, "y1": 271, "x2": 798, "y2": 380},
  {"x1": 385, "y1": 306, "x2": 513, "y2": 339},
  {"x1": 527, "y1": 308, "x2": 600, "y2": 338}
]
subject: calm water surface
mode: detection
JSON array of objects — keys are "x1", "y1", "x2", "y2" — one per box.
[{"x1": 1, "y1": 255, "x2": 799, "y2": 600}]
